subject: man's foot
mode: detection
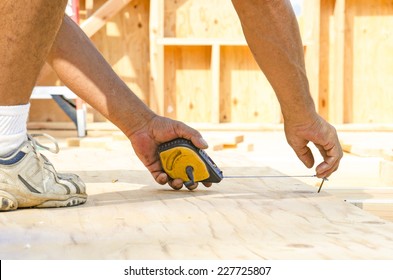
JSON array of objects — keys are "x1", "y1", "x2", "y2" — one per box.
[{"x1": 0, "y1": 134, "x2": 87, "y2": 211}]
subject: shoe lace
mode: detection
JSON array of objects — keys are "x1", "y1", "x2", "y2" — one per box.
[
  {"x1": 27, "y1": 133, "x2": 60, "y2": 192},
  {"x1": 28, "y1": 133, "x2": 60, "y2": 154}
]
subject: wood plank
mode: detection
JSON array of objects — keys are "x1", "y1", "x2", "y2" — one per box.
[
  {"x1": 2, "y1": 142, "x2": 393, "y2": 259},
  {"x1": 303, "y1": 0, "x2": 321, "y2": 116},
  {"x1": 332, "y1": 0, "x2": 346, "y2": 124},
  {"x1": 380, "y1": 160, "x2": 393, "y2": 185},
  {"x1": 157, "y1": 37, "x2": 247, "y2": 46},
  {"x1": 85, "y1": 0, "x2": 95, "y2": 16},
  {"x1": 149, "y1": 0, "x2": 165, "y2": 115},
  {"x1": 164, "y1": 0, "x2": 244, "y2": 39},
  {"x1": 163, "y1": 46, "x2": 177, "y2": 119},
  {"x1": 341, "y1": 142, "x2": 386, "y2": 157},
  {"x1": 80, "y1": 0, "x2": 132, "y2": 37},
  {"x1": 205, "y1": 133, "x2": 244, "y2": 150},
  {"x1": 220, "y1": 46, "x2": 281, "y2": 123},
  {"x1": 346, "y1": 0, "x2": 393, "y2": 123},
  {"x1": 340, "y1": 132, "x2": 393, "y2": 157},
  {"x1": 384, "y1": 150, "x2": 393, "y2": 161},
  {"x1": 164, "y1": 46, "x2": 213, "y2": 122},
  {"x1": 334, "y1": 123, "x2": 393, "y2": 132},
  {"x1": 327, "y1": 188, "x2": 393, "y2": 200},
  {"x1": 206, "y1": 134, "x2": 244, "y2": 145},
  {"x1": 210, "y1": 43, "x2": 220, "y2": 123},
  {"x1": 90, "y1": 0, "x2": 150, "y2": 104},
  {"x1": 348, "y1": 200, "x2": 393, "y2": 222}
]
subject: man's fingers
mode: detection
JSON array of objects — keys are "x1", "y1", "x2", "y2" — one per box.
[
  {"x1": 155, "y1": 172, "x2": 169, "y2": 185},
  {"x1": 185, "y1": 182, "x2": 198, "y2": 190},
  {"x1": 168, "y1": 178, "x2": 184, "y2": 190},
  {"x1": 294, "y1": 145, "x2": 315, "y2": 169},
  {"x1": 173, "y1": 121, "x2": 209, "y2": 149},
  {"x1": 315, "y1": 157, "x2": 337, "y2": 178},
  {"x1": 315, "y1": 143, "x2": 343, "y2": 178}
]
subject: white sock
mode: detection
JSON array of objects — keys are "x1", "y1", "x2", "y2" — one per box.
[{"x1": 0, "y1": 103, "x2": 30, "y2": 157}]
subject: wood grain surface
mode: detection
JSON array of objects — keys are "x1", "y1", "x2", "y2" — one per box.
[{"x1": 1, "y1": 137, "x2": 393, "y2": 260}]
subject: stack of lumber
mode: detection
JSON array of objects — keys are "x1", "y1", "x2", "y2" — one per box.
[{"x1": 204, "y1": 134, "x2": 254, "y2": 152}]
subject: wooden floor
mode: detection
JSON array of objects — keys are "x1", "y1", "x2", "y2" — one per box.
[{"x1": 1, "y1": 130, "x2": 393, "y2": 260}]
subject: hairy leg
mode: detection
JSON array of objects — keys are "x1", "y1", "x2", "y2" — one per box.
[{"x1": 0, "y1": 0, "x2": 68, "y2": 105}]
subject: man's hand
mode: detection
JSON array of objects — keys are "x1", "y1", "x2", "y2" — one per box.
[
  {"x1": 284, "y1": 113, "x2": 343, "y2": 178},
  {"x1": 128, "y1": 115, "x2": 212, "y2": 190}
]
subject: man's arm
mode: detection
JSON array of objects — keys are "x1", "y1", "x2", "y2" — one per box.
[
  {"x1": 231, "y1": 0, "x2": 342, "y2": 178},
  {"x1": 46, "y1": 15, "x2": 209, "y2": 189}
]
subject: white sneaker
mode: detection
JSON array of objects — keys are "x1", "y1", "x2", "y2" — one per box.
[{"x1": 0, "y1": 134, "x2": 87, "y2": 211}]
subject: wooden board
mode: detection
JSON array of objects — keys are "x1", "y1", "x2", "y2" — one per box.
[
  {"x1": 164, "y1": 46, "x2": 212, "y2": 122},
  {"x1": 340, "y1": 132, "x2": 393, "y2": 157},
  {"x1": 327, "y1": 187, "x2": 393, "y2": 201},
  {"x1": 303, "y1": 0, "x2": 321, "y2": 116},
  {"x1": 80, "y1": 0, "x2": 133, "y2": 38},
  {"x1": 327, "y1": 187, "x2": 393, "y2": 222},
  {"x1": 220, "y1": 46, "x2": 281, "y2": 123},
  {"x1": 346, "y1": 0, "x2": 393, "y2": 123},
  {"x1": 164, "y1": 0, "x2": 244, "y2": 39},
  {"x1": 380, "y1": 160, "x2": 393, "y2": 185},
  {"x1": 311, "y1": 0, "x2": 393, "y2": 124},
  {"x1": 2, "y1": 140, "x2": 393, "y2": 260},
  {"x1": 88, "y1": 0, "x2": 150, "y2": 103}
]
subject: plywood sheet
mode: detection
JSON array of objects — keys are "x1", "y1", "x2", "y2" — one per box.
[
  {"x1": 89, "y1": 0, "x2": 150, "y2": 103},
  {"x1": 220, "y1": 46, "x2": 281, "y2": 123},
  {"x1": 164, "y1": 46, "x2": 212, "y2": 122},
  {"x1": 2, "y1": 143, "x2": 393, "y2": 260},
  {"x1": 164, "y1": 0, "x2": 244, "y2": 39},
  {"x1": 345, "y1": 0, "x2": 393, "y2": 123}
]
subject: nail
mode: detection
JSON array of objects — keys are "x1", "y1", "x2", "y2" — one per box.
[{"x1": 317, "y1": 177, "x2": 328, "y2": 193}]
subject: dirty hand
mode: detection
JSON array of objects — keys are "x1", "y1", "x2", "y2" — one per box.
[
  {"x1": 128, "y1": 115, "x2": 211, "y2": 190},
  {"x1": 284, "y1": 113, "x2": 343, "y2": 178}
]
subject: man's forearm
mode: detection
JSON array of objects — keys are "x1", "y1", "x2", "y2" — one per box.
[
  {"x1": 231, "y1": 0, "x2": 316, "y2": 123},
  {"x1": 46, "y1": 15, "x2": 155, "y2": 137}
]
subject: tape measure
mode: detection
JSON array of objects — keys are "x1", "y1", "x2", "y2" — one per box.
[
  {"x1": 158, "y1": 138, "x2": 326, "y2": 191},
  {"x1": 158, "y1": 138, "x2": 223, "y2": 188}
]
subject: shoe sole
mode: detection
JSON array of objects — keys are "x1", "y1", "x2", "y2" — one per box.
[
  {"x1": 0, "y1": 190, "x2": 18, "y2": 211},
  {"x1": 0, "y1": 187, "x2": 87, "y2": 211}
]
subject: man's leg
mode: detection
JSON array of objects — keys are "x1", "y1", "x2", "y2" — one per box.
[
  {"x1": 0, "y1": 0, "x2": 68, "y2": 105},
  {"x1": 0, "y1": 0, "x2": 87, "y2": 211},
  {"x1": 0, "y1": 0, "x2": 67, "y2": 155}
]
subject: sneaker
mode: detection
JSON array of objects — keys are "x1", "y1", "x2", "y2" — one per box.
[{"x1": 0, "y1": 134, "x2": 87, "y2": 211}]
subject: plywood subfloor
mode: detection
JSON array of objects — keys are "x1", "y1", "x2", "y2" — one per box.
[{"x1": 1, "y1": 130, "x2": 393, "y2": 260}]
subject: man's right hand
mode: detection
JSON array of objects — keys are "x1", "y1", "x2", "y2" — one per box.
[{"x1": 284, "y1": 113, "x2": 343, "y2": 178}]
